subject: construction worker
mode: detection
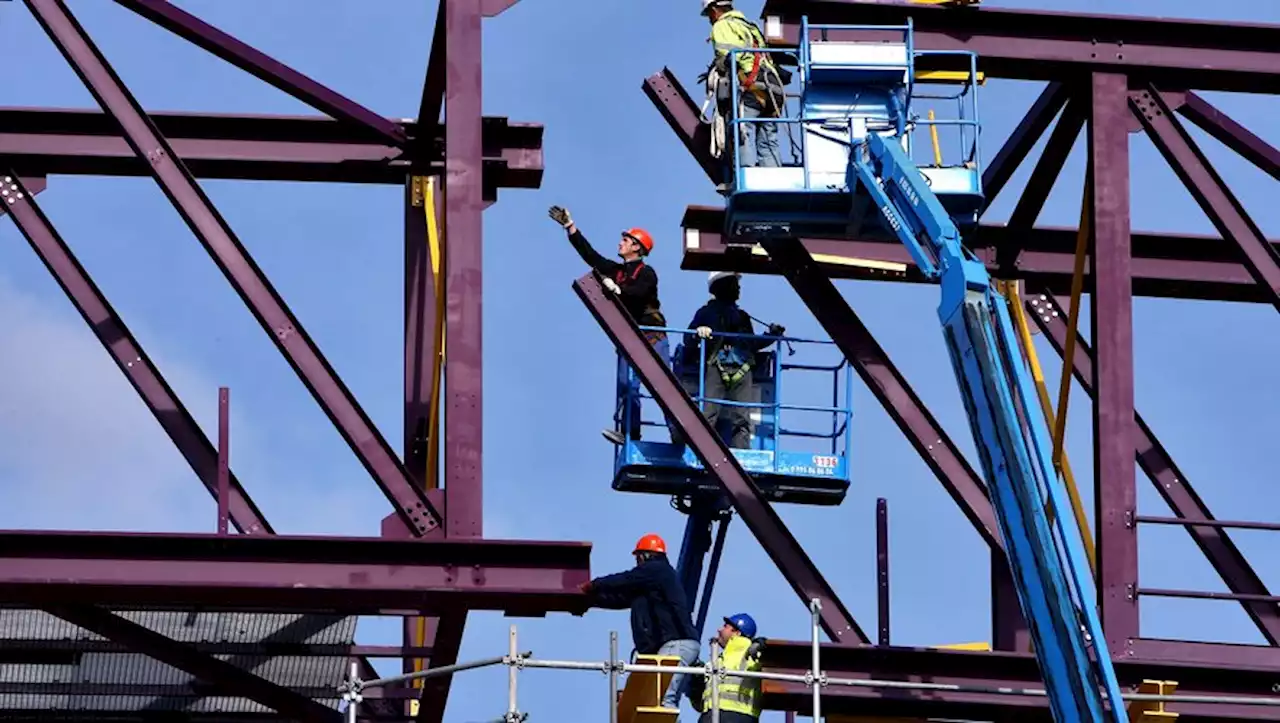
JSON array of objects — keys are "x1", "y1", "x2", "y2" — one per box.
[
  {"x1": 579, "y1": 533, "x2": 700, "y2": 711},
  {"x1": 700, "y1": 0, "x2": 790, "y2": 189},
  {"x1": 688, "y1": 613, "x2": 765, "y2": 722},
  {"x1": 548, "y1": 205, "x2": 673, "y2": 446},
  {"x1": 673, "y1": 272, "x2": 784, "y2": 449}
]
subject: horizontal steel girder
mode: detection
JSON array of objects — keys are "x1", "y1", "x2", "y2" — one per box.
[
  {"x1": 0, "y1": 107, "x2": 543, "y2": 186},
  {"x1": 679, "y1": 206, "x2": 1280, "y2": 303},
  {"x1": 759, "y1": 0, "x2": 1280, "y2": 93},
  {"x1": 759, "y1": 640, "x2": 1280, "y2": 721},
  {"x1": 0, "y1": 531, "x2": 592, "y2": 614}
]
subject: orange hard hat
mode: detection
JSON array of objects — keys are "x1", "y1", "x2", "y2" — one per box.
[
  {"x1": 623, "y1": 228, "x2": 654, "y2": 254},
  {"x1": 634, "y1": 533, "x2": 667, "y2": 554}
]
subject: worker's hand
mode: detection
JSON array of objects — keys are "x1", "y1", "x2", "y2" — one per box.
[
  {"x1": 696, "y1": 326, "x2": 713, "y2": 339},
  {"x1": 602, "y1": 277, "x2": 622, "y2": 295},
  {"x1": 578, "y1": 580, "x2": 593, "y2": 594},
  {"x1": 696, "y1": 70, "x2": 710, "y2": 85},
  {"x1": 767, "y1": 323, "x2": 786, "y2": 336},
  {"x1": 548, "y1": 205, "x2": 574, "y2": 230}
]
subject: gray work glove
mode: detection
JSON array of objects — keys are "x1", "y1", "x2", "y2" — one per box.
[{"x1": 548, "y1": 205, "x2": 573, "y2": 228}]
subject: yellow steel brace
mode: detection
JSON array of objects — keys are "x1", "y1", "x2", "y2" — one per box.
[
  {"x1": 1002, "y1": 280, "x2": 1097, "y2": 575},
  {"x1": 1051, "y1": 167, "x2": 1092, "y2": 473},
  {"x1": 408, "y1": 175, "x2": 448, "y2": 689},
  {"x1": 1128, "y1": 680, "x2": 1181, "y2": 720}
]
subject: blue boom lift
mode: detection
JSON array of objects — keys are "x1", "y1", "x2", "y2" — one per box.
[{"x1": 716, "y1": 17, "x2": 1129, "y2": 723}]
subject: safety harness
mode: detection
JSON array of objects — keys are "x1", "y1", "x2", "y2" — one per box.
[
  {"x1": 700, "y1": 14, "x2": 791, "y2": 161},
  {"x1": 617, "y1": 261, "x2": 667, "y2": 345}
]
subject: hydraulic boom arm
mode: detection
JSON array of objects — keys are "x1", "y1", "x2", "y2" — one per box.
[{"x1": 848, "y1": 132, "x2": 1129, "y2": 723}]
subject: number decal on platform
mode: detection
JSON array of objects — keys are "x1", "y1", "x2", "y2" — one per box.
[{"x1": 812, "y1": 455, "x2": 838, "y2": 469}]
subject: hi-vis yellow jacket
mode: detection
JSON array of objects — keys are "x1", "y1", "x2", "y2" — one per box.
[
  {"x1": 699, "y1": 634, "x2": 763, "y2": 718},
  {"x1": 709, "y1": 9, "x2": 776, "y2": 83}
]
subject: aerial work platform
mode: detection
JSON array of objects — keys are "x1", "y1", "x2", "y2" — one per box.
[
  {"x1": 611, "y1": 325, "x2": 854, "y2": 507},
  {"x1": 723, "y1": 19, "x2": 983, "y2": 244}
]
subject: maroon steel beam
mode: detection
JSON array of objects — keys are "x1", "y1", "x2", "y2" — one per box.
[
  {"x1": 25, "y1": 0, "x2": 443, "y2": 536},
  {"x1": 642, "y1": 67, "x2": 719, "y2": 184},
  {"x1": 110, "y1": 0, "x2": 407, "y2": 147},
  {"x1": 759, "y1": 640, "x2": 1280, "y2": 721},
  {"x1": 0, "y1": 639, "x2": 428, "y2": 658},
  {"x1": 1090, "y1": 72, "x2": 1139, "y2": 654},
  {"x1": 1174, "y1": 92, "x2": 1280, "y2": 182},
  {"x1": 1024, "y1": 291, "x2": 1280, "y2": 645},
  {"x1": 45, "y1": 605, "x2": 341, "y2": 723},
  {"x1": 998, "y1": 98, "x2": 1085, "y2": 271},
  {"x1": 0, "y1": 107, "x2": 544, "y2": 186},
  {"x1": 572, "y1": 271, "x2": 869, "y2": 644},
  {"x1": 1130, "y1": 638, "x2": 1280, "y2": 669},
  {"x1": 416, "y1": 1, "x2": 446, "y2": 129},
  {"x1": 0, "y1": 173, "x2": 272, "y2": 535},
  {"x1": 1130, "y1": 85, "x2": 1280, "y2": 314},
  {"x1": 680, "y1": 206, "x2": 1280, "y2": 302},
  {"x1": 0, "y1": 530, "x2": 593, "y2": 612},
  {"x1": 760, "y1": 0, "x2": 1280, "y2": 93},
  {"x1": 0, "y1": 174, "x2": 44, "y2": 217},
  {"x1": 981, "y1": 81, "x2": 1070, "y2": 211}
]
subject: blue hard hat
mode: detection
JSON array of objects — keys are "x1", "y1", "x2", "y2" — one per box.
[{"x1": 723, "y1": 613, "x2": 757, "y2": 638}]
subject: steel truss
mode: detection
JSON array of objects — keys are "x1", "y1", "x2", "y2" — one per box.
[
  {"x1": 0, "y1": 1, "x2": 578, "y2": 722},
  {"x1": 611, "y1": 0, "x2": 1280, "y2": 719}
]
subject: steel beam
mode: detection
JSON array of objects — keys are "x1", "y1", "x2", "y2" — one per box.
[
  {"x1": 110, "y1": 0, "x2": 407, "y2": 147},
  {"x1": 25, "y1": 0, "x2": 444, "y2": 535},
  {"x1": 981, "y1": 81, "x2": 1070, "y2": 210},
  {"x1": 1089, "y1": 72, "x2": 1139, "y2": 653},
  {"x1": 0, "y1": 531, "x2": 592, "y2": 612},
  {"x1": 416, "y1": 1, "x2": 446, "y2": 129},
  {"x1": 0, "y1": 107, "x2": 543, "y2": 186},
  {"x1": 680, "y1": 206, "x2": 1280, "y2": 302},
  {"x1": 760, "y1": 0, "x2": 1280, "y2": 93},
  {"x1": 0, "y1": 173, "x2": 271, "y2": 535},
  {"x1": 572, "y1": 271, "x2": 869, "y2": 644},
  {"x1": 759, "y1": 640, "x2": 1280, "y2": 721},
  {"x1": 1129, "y1": 638, "x2": 1280, "y2": 669},
  {"x1": 1174, "y1": 92, "x2": 1280, "y2": 182},
  {"x1": 1130, "y1": 84, "x2": 1280, "y2": 314},
  {"x1": 44, "y1": 605, "x2": 341, "y2": 723},
  {"x1": 1024, "y1": 291, "x2": 1280, "y2": 645},
  {"x1": 641, "y1": 67, "x2": 719, "y2": 184},
  {"x1": 998, "y1": 98, "x2": 1085, "y2": 271}
]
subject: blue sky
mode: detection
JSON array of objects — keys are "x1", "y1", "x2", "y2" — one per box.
[{"x1": 1, "y1": 0, "x2": 1279, "y2": 720}]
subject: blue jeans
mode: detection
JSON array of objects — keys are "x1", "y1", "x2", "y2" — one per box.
[
  {"x1": 617, "y1": 335, "x2": 671, "y2": 440},
  {"x1": 739, "y1": 95, "x2": 781, "y2": 169},
  {"x1": 658, "y1": 638, "x2": 701, "y2": 709}
]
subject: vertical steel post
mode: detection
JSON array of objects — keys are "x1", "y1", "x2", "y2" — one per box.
[
  {"x1": 345, "y1": 661, "x2": 359, "y2": 723},
  {"x1": 810, "y1": 598, "x2": 822, "y2": 722},
  {"x1": 609, "y1": 631, "x2": 619, "y2": 723},
  {"x1": 216, "y1": 387, "x2": 230, "y2": 536},
  {"x1": 710, "y1": 639, "x2": 722, "y2": 723},
  {"x1": 876, "y1": 498, "x2": 889, "y2": 646},
  {"x1": 506, "y1": 625, "x2": 518, "y2": 722},
  {"x1": 1089, "y1": 71, "x2": 1139, "y2": 655}
]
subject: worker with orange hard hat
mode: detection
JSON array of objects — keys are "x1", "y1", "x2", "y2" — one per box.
[
  {"x1": 548, "y1": 205, "x2": 675, "y2": 446},
  {"x1": 579, "y1": 533, "x2": 699, "y2": 711}
]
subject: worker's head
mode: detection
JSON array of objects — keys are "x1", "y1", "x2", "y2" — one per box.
[
  {"x1": 701, "y1": 0, "x2": 732, "y2": 21},
  {"x1": 618, "y1": 228, "x2": 654, "y2": 262},
  {"x1": 632, "y1": 533, "x2": 667, "y2": 565},
  {"x1": 716, "y1": 612, "x2": 757, "y2": 646},
  {"x1": 708, "y1": 271, "x2": 741, "y2": 302}
]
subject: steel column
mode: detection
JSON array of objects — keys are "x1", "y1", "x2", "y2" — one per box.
[
  {"x1": 23, "y1": 0, "x2": 443, "y2": 536},
  {"x1": 417, "y1": 1, "x2": 446, "y2": 129},
  {"x1": 45, "y1": 605, "x2": 341, "y2": 723},
  {"x1": 1089, "y1": 71, "x2": 1139, "y2": 652},
  {"x1": 1024, "y1": 291, "x2": 1280, "y2": 645},
  {"x1": 1130, "y1": 84, "x2": 1280, "y2": 313},
  {"x1": 0, "y1": 173, "x2": 271, "y2": 535},
  {"x1": 573, "y1": 271, "x2": 868, "y2": 644},
  {"x1": 109, "y1": 0, "x2": 407, "y2": 147}
]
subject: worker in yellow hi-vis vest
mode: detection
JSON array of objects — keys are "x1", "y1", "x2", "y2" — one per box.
[{"x1": 689, "y1": 613, "x2": 764, "y2": 722}]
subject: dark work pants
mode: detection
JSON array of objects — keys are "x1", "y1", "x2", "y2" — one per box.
[
  {"x1": 672, "y1": 364, "x2": 755, "y2": 449},
  {"x1": 697, "y1": 710, "x2": 756, "y2": 723}
]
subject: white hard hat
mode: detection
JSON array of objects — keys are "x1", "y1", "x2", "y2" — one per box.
[
  {"x1": 701, "y1": 0, "x2": 731, "y2": 15},
  {"x1": 707, "y1": 271, "x2": 741, "y2": 290}
]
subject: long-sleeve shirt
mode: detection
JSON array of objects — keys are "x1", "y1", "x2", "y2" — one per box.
[
  {"x1": 681, "y1": 298, "x2": 774, "y2": 368},
  {"x1": 587, "y1": 557, "x2": 697, "y2": 655},
  {"x1": 710, "y1": 10, "x2": 775, "y2": 79},
  {"x1": 567, "y1": 229, "x2": 665, "y2": 328}
]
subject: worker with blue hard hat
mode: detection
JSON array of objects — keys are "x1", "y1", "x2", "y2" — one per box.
[{"x1": 687, "y1": 611, "x2": 766, "y2": 722}]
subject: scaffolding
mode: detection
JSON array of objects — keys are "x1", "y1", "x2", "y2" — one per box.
[{"x1": 337, "y1": 600, "x2": 1280, "y2": 722}]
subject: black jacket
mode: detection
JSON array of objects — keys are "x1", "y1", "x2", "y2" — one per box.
[
  {"x1": 568, "y1": 230, "x2": 666, "y2": 328},
  {"x1": 587, "y1": 556, "x2": 697, "y2": 654}
]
